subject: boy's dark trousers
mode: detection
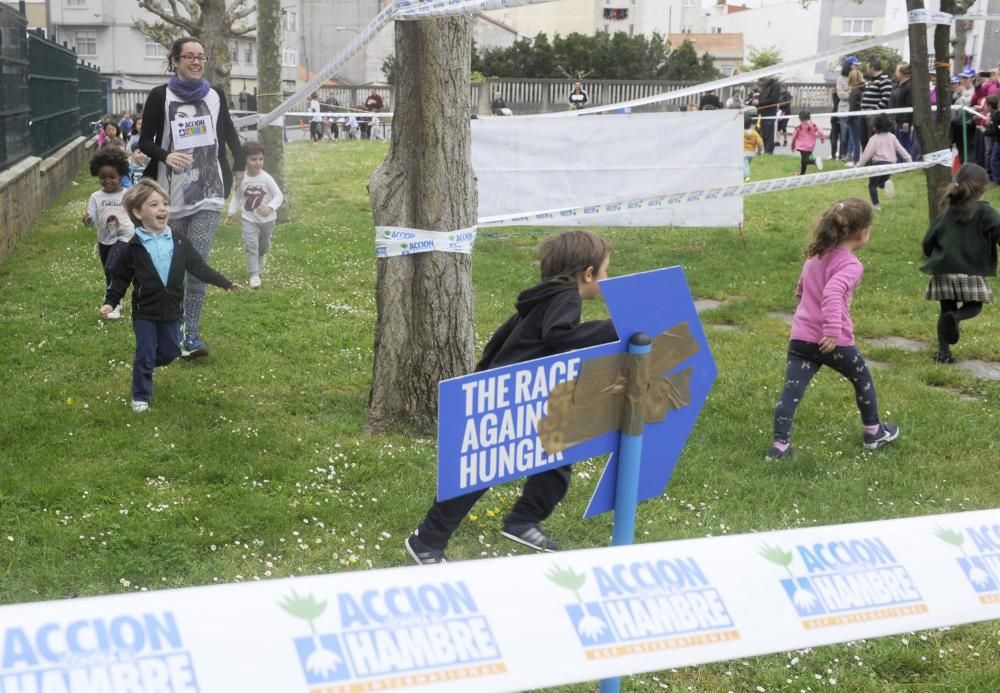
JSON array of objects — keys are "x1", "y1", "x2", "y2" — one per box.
[
  {"x1": 132, "y1": 319, "x2": 182, "y2": 403},
  {"x1": 867, "y1": 160, "x2": 891, "y2": 205},
  {"x1": 416, "y1": 466, "x2": 572, "y2": 550}
]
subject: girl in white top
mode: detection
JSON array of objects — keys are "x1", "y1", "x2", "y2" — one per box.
[{"x1": 83, "y1": 149, "x2": 136, "y2": 319}]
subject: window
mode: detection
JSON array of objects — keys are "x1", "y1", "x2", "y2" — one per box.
[
  {"x1": 64, "y1": 0, "x2": 86, "y2": 7},
  {"x1": 683, "y1": 0, "x2": 695, "y2": 6},
  {"x1": 145, "y1": 38, "x2": 167, "y2": 59},
  {"x1": 283, "y1": 10, "x2": 297, "y2": 32},
  {"x1": 602, "y1": 7, "x2": 628, "y2": 20},
  {"x1": 282, "y1": 48, "x2": 298, "y2": 67},
  {"x1": 244, "y1": 42, "x2": 254, "y2": 65},
  {"x1": 229, "y1": 40, "x2": 239, "y2": 63},
  {"x1": 74, "y1": 30, "x2": 96, "y2": 56},
  {"x1": 841, "y1": 18, "x2": 874, "y2": 35}
]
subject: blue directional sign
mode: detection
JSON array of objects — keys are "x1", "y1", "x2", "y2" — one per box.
[{"x1": 436, "y1": 266, "x2": 717, "y2": 517}]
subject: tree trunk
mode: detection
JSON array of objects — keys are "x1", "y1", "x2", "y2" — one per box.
[
  {"x1": 256, "y1": 0, "x2": 289, "y2": 223},
  {"x1": 200, "y1": 0, "x2": 232, "y2": 105},
  {"x1": 367, "y1": 16, "x2": 477, "y2": 434},
  {"x1": 908, "y1": 0, "x2": 955, "y2": 219}
]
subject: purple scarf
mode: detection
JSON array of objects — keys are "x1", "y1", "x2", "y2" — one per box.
[{"x1": 168, "y1": 75, "x2": 211, "y2": 102}]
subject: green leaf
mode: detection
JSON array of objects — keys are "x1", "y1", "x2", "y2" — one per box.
[
  {"x1": 933, "y1": 526, "x2": 965, "y2": 548},
  {"x1": 759, "y1": 543, "x2": 793, "y2": 567},
  {"x1": 278, "y1": 590, "x2": 327, "y2": 621},
  {"x1": 546, "y1": 564, "x2": 586, "y2": 591}
]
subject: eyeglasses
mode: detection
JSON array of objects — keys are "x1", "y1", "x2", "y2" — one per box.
[{"x1": 179, "y1": 54, "x2": 208, "y2": 63}]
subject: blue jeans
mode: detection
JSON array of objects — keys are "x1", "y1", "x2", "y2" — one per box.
[
  {"x1": 132, "y1": 319, "x2": 182, "y2": 403},
  {"x1": 848, "y1": 117, "x2": 862, "y2": 161},
  {"x1": 743, "y1": 154, "x2": 753, "y2": 178},
  {"x1": 895, "y1": 125, "x2": 913, "y2": 158}
]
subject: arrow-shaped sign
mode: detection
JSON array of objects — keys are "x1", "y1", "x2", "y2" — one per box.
[{"x1": 436, "y1": 266, "x2": 717, "y2": 517}]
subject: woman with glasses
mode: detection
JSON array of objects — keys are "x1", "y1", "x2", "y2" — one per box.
[{"x1": 138, "y1": 36, "x2": 244, "y2": 358}]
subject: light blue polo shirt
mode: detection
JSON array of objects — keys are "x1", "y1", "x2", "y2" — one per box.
[{"x1": 135, "y1": 227, "x2": 173, "y2": 286}]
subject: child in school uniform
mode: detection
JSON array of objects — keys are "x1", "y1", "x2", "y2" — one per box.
[
  {"x1": 858, "y1": 113, "x2": 911, "y2": 210},
  {"x1": 921, "y1": 164, "x2": 1000, "y2": 363},
  {"x1": 743, "y1": 114, "x2": 764, "y2": 182},
  {"x1": 405, "y1": 230, "x2": 619, "y2": 564},
  {"x1": 83, "y1": 149, "x2": 135, "y2": 320},
  {"x1": 225, "y1": 142, "x2": 284, "y2": 289},
  {"x1": 790, "y1": 110, "x2": 827, "y2": 175},
  {"x1": 101, "y1": 180, "x2": 240, "y2": 412}
]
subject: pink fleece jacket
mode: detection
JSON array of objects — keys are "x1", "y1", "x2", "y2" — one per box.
[
  {"x1": 790, "y1": 247, "x2": 864, "y2": 346},
  {"x1": 790, "y1": 121, "x2": 826, "y2": 153}
]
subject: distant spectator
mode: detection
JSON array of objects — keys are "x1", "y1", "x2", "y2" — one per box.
[
  {"x1": 725, "y1": 89, "x2": 743, "y2": 109},
  {"x1": 119, "y1": 110, "x2": 134, "y2": 139},
  {"x1": 307, "y1": 93, "x2": 323, "y2": 143},
  {"x1": 845, "y1": 67, "x2": 866, "y2": 165},
  {"x1": 699, "y1": 90, "x2": 723, "y2": 110},
  {"x1": 492, "y1": 92, "x2": 511, "y2": 116},
  {"x1": 364, "y1": 90, "x2": 383, "y2": 112},
  {"x1": 98, "y1": 121, "x2": 121, "y2": 148},
  {"x1": 756, "y1": 76, "x2": 782, "y2": 153},
  {"x1": 860, "y1": 58, "x2": 893, "y2": 150},
  {"x1": 776, "y1": 84, "x2": 793, "y2": 147},
  {"x1": 952, "y1": 68, "x2": 977, "y2": 163},
  {"x1": 889, "y1": 63, "x2": 914, "y2": 158},
  {"x1": 568, "y1": 81, "x2": 589, "y2": 110}
]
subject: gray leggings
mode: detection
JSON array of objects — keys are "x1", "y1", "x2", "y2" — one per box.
[
  {"x1": 242, "y1": 219, "x2": 274, "y2": 276},
  {"x1": 772, "y1": 339, "x2": 880, "y2": 443},
  {"x1": 170, "y1": 209, "x2": 221, "y2": 339}
]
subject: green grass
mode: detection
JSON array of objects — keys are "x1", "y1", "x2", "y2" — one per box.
[{"x1": 1, "y1": 142, "x2": 998, "y2": 691}]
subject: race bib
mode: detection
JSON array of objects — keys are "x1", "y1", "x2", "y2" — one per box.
[{"x1": 171, "y1": 114, "x2": 215, "y2": 150}]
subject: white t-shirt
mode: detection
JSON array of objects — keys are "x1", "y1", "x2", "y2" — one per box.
[
  {"x1": 308, "y1": 100, "x2": 322, "y2": 123},
  {"x1": 228, "y1": 170, "x2": 284, "y2": 223},
  {"x1": 87, "y1": 190, "x2": 135, "y2": 245},
  {"x1": 156, "y1": 87, "x2": 225, "y2": 219}
]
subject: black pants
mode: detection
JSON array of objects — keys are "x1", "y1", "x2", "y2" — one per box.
[
  {"x1": 867, "y1": 160, "x2": 891, "y2": 205},
  {"x1": 772, "y1": 340, "x2": 880, "y2": 444},
  {"x1": 761, "y1": 111, "x2": 776, "y2": 153},
  {"x1": 309, "y1": 121, "x2": 323, "y2": 141},
  {"x1": 859, "y1": 113, "x2": 872, "y2": 153},
  {"x1": 416, "y1": 466, "x2": 571, "y2": 550},
  {"x1": 799, "y1": 150, "x2": 817, "y2": 175},
  {"x1": 937, "y1": 300, "x2": 983, "y2": 353},
  {"x1": 829, "y1": 116, "x2": 841, "y2": 160}
]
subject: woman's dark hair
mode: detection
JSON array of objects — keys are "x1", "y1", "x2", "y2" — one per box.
[
  {"x1": 168, "y1": 36, "x2": 204, "y2": 72},
  {"x1": 943, "y1": 164, "x2": 990, "y2": 223},
  {"x1": 89, "y1": 149, "x2": 130, "y2": 177},
  {"x1": 873, "y1": 113, "x2": 893, "y2": 133},
  {"x1": 807, "y1": 198, "x2": 873, "y2": 258},
  {"x1": 841, "y1": 62, "x2": 852, "y2": 78}
]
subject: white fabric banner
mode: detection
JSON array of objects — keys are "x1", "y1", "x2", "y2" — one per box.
[
  {"x1": 0, "y1": 509, "x2": 997, "y2": 692},
  {"x1": 375, "y1": 226, "x2": 477, "y2": 257},
  {"x1": 473, "y1": 111, "x2": 743, "y2": 228}
]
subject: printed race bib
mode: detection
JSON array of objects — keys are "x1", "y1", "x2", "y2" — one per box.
[{"x1": 170, "y1": 115, "x2": 215, "y2": 150}]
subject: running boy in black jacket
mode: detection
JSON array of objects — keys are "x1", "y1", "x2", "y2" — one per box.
[
  {"x1": 406, "y1": 230, "x2": 618, "y2": 564},
  {"x1": 100, "y1": 180, "x2": 240, "y2": 412}
]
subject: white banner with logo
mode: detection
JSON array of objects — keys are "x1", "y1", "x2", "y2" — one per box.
[
  {"x1": 375, "y1": 226, "x2": 477, "y2": 257},
  {"x1": 1, "y1": 508, "x2": 998, "y2": 692}
]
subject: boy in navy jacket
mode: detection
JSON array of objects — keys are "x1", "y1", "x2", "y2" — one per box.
[{"x1": 406, "y1": 230, "x2": 618, "y2": 564}]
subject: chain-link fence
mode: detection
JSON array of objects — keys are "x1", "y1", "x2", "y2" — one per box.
[
  {"x1": 28, "y1": 30, "x2": 80, "y2": 158},
  {"x1": 0, "y1": 4, "x2": 30, "y2": 171}
]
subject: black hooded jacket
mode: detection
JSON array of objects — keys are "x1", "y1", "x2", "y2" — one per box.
[{"x1": 475, "y1": 281, "x2": 618, "y2": 372}]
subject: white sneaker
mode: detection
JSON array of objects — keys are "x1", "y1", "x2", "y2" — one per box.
[
  {"x1": 884, "y1": 179, "x2": 896, "y2": 198},
  {"x1": 844, "y1": 161, "x2": 855, "y2": 168},
  {"x1": 249, "y1": 275, "x2": 261, "y2": 289},
  {"x1": 107, "y1": 303, "x2": 122, "y2": 320},
  {"x1": 132, "y1": 400, "x2": 149, "y2": 412},
  {"x1": 814, "y1": 155, "x2": 823, "y2": 171}
]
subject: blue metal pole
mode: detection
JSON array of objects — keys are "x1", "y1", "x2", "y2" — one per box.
[{"x1": 600, "y1": 332, "x2": 652, "y2": 693}]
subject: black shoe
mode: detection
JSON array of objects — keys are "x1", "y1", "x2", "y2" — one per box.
[
  {"x1": 405, "y1": 531, "x2": 447, "y2": 565},
  {"x1": 500, "y1": 522, "x2": 560, "y2": 552},
  {"x1": 934, "y1": 351, "x2": 957, "y2": 364},
  {"x1": 864, "y1": 423, "x2": 900, "y2": 450},
  {"x1": 942, "y1": 312, "x2": 960, "y2": 345},
  {"x1": 764, "y1": 444, "x2": 793, "y2": 461}
]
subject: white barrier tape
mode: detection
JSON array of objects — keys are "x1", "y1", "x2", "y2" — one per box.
[
  {"x1": 375, "y1": 225, "x2": 477, "y2": 257},
  {"x1": 909, "y1": 9, "x2": 1000, "y2": 24},
  {"x1": 395, "y1": 0, "x2": 558, "y2": 20},
  {"x1": 540, "y1": 30, "x2": 910, "y2": 118},
  {"x1": 278, "y1": 112, "x2": 394, "y2": 119},
  {"x1": 234, "y1": 3, "x2": 396, "y2": 129},
  {"x1": 757, "y1": 104, "x2": 978, "y2": 120},
  {"x1": 0, "y1": 508, "x2": 997, "y2": 692},
  {"x1": 477, "y1": 149, "x2": 951, "y2": 227}
]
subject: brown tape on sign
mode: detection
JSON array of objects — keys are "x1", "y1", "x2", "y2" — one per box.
[{"x1": 538, "y1": 322, "x2": 700, "y2": 454}]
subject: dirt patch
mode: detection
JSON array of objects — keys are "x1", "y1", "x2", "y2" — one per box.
[
  {"x1": 768, "y1": 311, "x2": 794, "y2": 325},
  {"x1": 866, "y1": 336, "x2": 926, "y2": 353},
  {"x1": 956, "y1": 359, "x2": 1000, "y2": 381},
  {"x1": 707, "y1": 323, "x2": 740, "y2": 332},
  {"x1": 695, "y1": 299, "x2": 724, "y2": 313}
]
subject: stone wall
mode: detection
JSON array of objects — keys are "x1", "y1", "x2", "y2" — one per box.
[{"x1": 0, "y1": 137, "x2": 94, "y2": 265}]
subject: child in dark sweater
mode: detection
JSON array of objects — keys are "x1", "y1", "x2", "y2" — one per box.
[
  {"x1": 406, "y1": 230, "x2": 618, "y2": 564},
  {"x1": 101, "y1": 180, "x2": 240, "y2": 412}
]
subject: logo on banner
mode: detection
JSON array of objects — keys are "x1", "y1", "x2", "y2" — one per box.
[
  {"x1": 279, "y1": 583, "x2": 506, "y2": 690},
  {"x1": 546, "y1": 559, "x2": 739, "y2": 661},
  {"x1": 934, "y1": 525, "x2": 1000, "y2": 604},
  {"x1": 0, "y1": 612, "x2": 199, "y2": 692},
  {"x1": 759, "y1": 538, "x2": 927, "y2": 629}
]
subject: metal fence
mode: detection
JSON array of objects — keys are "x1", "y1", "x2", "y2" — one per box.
[
  {"x1": 0, "y1": 7, "x2": 105, "y2": 172},
  {"x1": 0, "y1": 3, "x2": 29, "y2": 171}
]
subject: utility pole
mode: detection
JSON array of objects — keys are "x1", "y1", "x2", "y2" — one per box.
[{"x1": 257, "y1": 0, "x2": 290, "y2": 222}]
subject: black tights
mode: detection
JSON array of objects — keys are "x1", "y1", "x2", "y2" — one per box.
[
  {"x1": 937, "y1": 300, "x2": 983, "y2": 353},
  {"x1": 799, "y1": 150, "x2": 817, "y2": 175}
]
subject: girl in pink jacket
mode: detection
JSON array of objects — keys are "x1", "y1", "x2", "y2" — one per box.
[
  {"x1": 765, "y1": 198, "x2": 900, "y2": 461},
  {"x1": 790, "y1": 110, "x2": 827, "y2": 175}
]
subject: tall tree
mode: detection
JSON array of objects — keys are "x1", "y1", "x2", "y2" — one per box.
[
  {"x1": 256, "y1": 0, "x2": 289, "y2": 222},
  {"x1": 134, "y1": 0, "x2": 255, "y2": 102},
  {"x1": 367, "y1": 17, "x2": 477, "y2": 433}
]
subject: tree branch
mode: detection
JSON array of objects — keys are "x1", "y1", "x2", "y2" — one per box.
[{"x1": 136, "y1": 0, "x2": 197, "y2": 34}]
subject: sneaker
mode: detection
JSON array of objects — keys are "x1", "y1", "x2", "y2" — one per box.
[
  {"x1": 249, "y1": 275, "x2": 261, "y2": 289},
  {"x1": 863, "y1": 423, "x2": 900, "y2": 450},
  {"x1": 405, "y1": 531, "x2": 447, "y2": 565},
  {"x1": 883, "y1": 179, "x2": 896, "y2": 198},
  {"x1": 107, "y1": 303, "x2": 122, "y2": 320},
  {"x1": 942, "y1": 312, "x2": 960, "y2": 345},
  {"x1": 873, "y1": 204, "x2": 881, "y2": 211},
  {"x1": 844, "y1": 161, "x2": 855, "y2": 168},
  {"x1": 814, "y1": 155, "x2": 823, "y2": 171},
  {"x1": 934, "y1": 351, "x2": 957, "y2": 364},
  {"x1": 500, "y1": 522, "x2": 560, "y2": 552},
  {"x1": 744, "y1": 176, "x2": 751, "y2": 183},
  {"x1": 764, "y1": 444, "x2": 793, "y2": 461},
  {"x1": 131, "y1": 400, "x2": 149, "y2": 412},
  {"x1": 181, "y1": 335, "x2": 209, "y2": 359}
]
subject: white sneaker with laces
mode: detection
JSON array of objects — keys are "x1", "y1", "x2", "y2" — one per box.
[
  {"x1": 249, "y1": 275, "x2": 261, "y2": 289},
  {"x1": 814, "y1": 155, "x2": 823, "y2": 171},
  {"x1": 883, "y1": 179, "x2": 896, "y2": 198},
  {"x1": 132, "y1": 400, "x2": 149, "y2": 412}
]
